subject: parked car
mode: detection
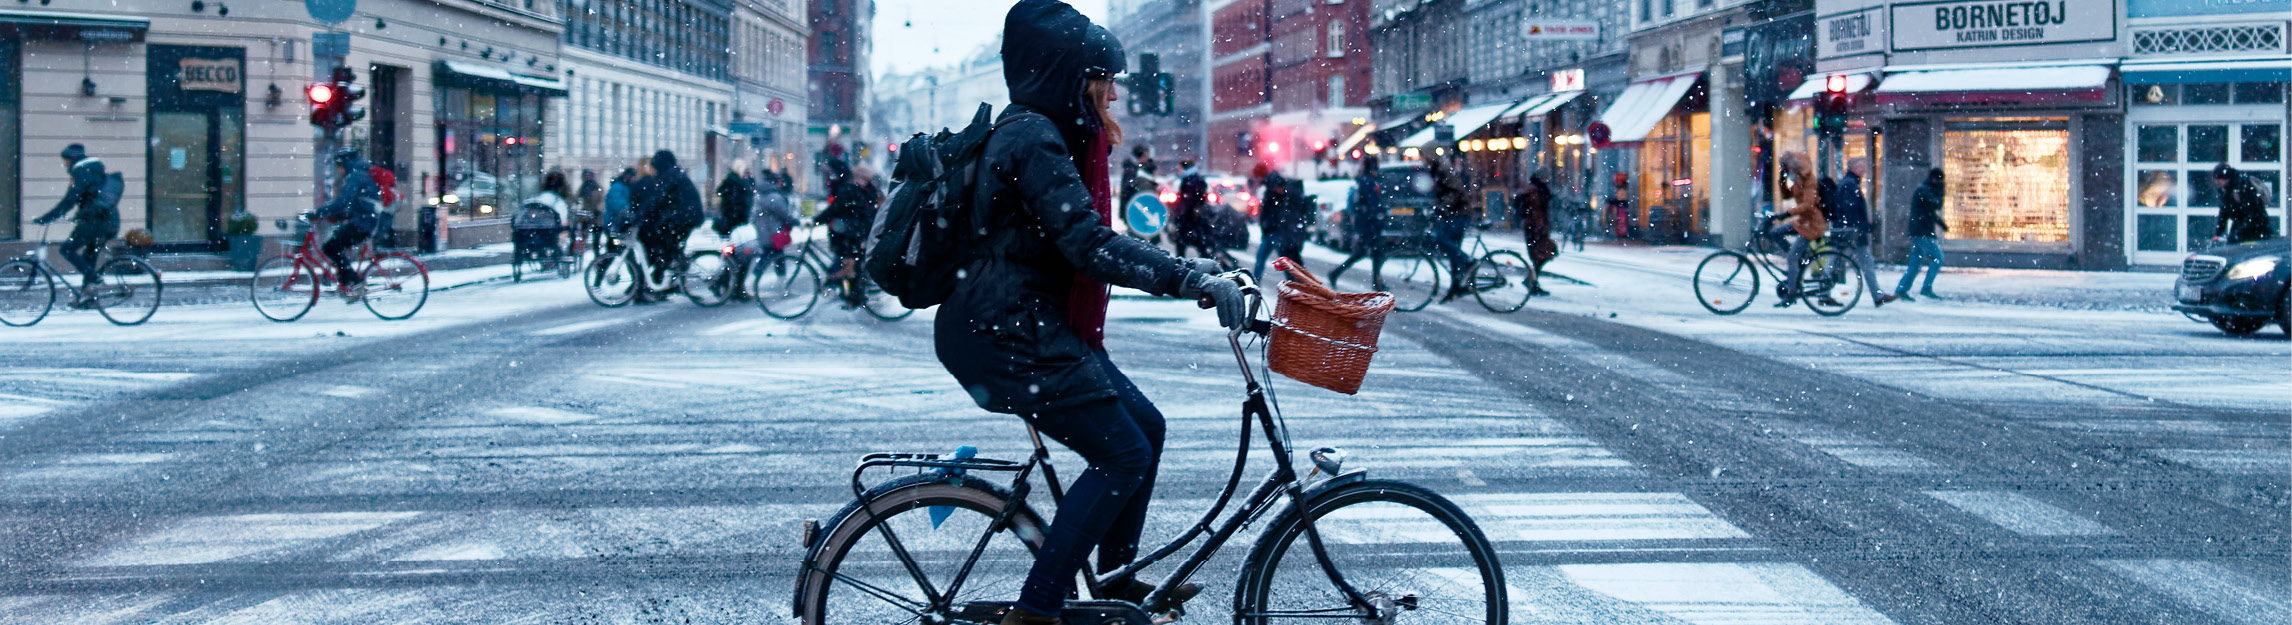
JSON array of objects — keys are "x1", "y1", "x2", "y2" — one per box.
[
  {"x1": 1302, "y1": 177, "x2": 1358, "y2": 251},
  {"x1": 1207, "y1": 176, "x2": 1259, "y2": 217},
  {"x1": 2172, "y1": 237, "x2": 2289, "y2": 336}
]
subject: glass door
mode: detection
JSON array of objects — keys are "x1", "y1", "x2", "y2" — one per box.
[
  {"x1": 149, "y1": 111, "x2": 216, "y2": 244},
  {"x1": 2131, "y1": 120, "x2": 2284, "y2": 265}
]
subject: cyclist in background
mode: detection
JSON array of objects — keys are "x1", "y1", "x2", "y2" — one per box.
[
  {"x1": 937, "y1": 3, "x2": 1245, "y2": 623},
  {"x1": 1773, "y1": 151, "x2": 1828, "y2": 308},
  {"x1": 318, "y1": 148, "x2": 383, "y2": 301},
  {"x1": 31, "y1": 143, "x2": 115, "y2": 307},
  {"x1": 631, "y1": 150, "x2": 704, "y2": 301},
  {"x1": 1427, "y1": 155, "x2": 1477, "y2": 301},
  {"x1": 816, "y1": 158, "x2": 878, "y2": 308}
]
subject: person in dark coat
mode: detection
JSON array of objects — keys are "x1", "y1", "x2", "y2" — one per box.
[
  {"x1": 1427, "y1": 155, "x2": 1476, "y2": 299},
  {"x1": 632, "y1": 150, "x2": 703, "y2": 293},
  {"x1": 577, "y1": 169, "x2": 604, "y2": 224},
  {"x1": 1334, "y1": 154, "x2": 1385, "y2": 273},
  {"x1": 1119, "y1": 143, "x2": 1156, "y2": 206},
  {"x1": 815, "y1": 159, "x2": 879, "y2": 307},
  {"x1": 315, "y1": 148, "x2": 383, "y2": 296},
  {"x1": 2213, "y1": 163, "x2": 2278, "y2": 245},
  {"x1": 32, "y1": 143, "x2": 116, "y2": 301},
  {"x1": 1895, "y1": 168, "x2": 1947, "y2": 300},
  {"x1": 1252, "y1": 165, "x2": 1305, "y2": 277},
  {"x1": 1170, "y1": 159, "x2": 1213, "y2": 259},
  {"x1": 713, "y1": 159, "x2": 756, "y2": 237},
  {"x1": 937, "y1": 3, "x2": 1244, "y2": 623},
  {"x1": 1830, "y1": 159, "x2": 1896, "y2": 307},
  {"x1": 1514, "y1": 172, "x2": 1556, "y2": 296}
]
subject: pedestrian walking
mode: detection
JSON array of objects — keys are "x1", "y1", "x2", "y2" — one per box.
[
  {"x1": 1830, "y1": 159, "x2": 1897, "y2": 307},
  {"x1": 714, "y1": 159, "x2": 757, "y2": 238},
  {"x1": 2212, "y1": 163, "x2": 2278, "y2": 246},
  {"x1": 1514, "y1": 171, "x2": 1556, "y2": 296},
  {"x1": 1335, "y1": 154, "x2": 1385, "y2": 271},
  {"x1": 928, "y1": 3, "x2": 1245, "y2": 623},
  {"x1": 1171, "y1": 159, "x2": 1214, "y2": 259},
  {"x1": 1120, "y1": 144, "x2": 1156, "y2": 207},
  {"x1": 1427, "y1": 155, "x2": 1476, "y2": 301},
  {"x1": 1895, "y1": 168, "x2": 1947, "y2": 300},
  {"x1": 1608, "y1": 172, "x2": 1634, "y2": 239},
  {"x1": 30, "y1": 143, "x2": 118, "y2": 306},
  {"x1": 1252, "y1": 163, "x2": 1306, "y2": 278},
  {"x1": 577, "y1": 169, "x2": 604, "y2": 225}
]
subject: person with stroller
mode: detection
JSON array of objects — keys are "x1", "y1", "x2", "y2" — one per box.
[{"x1": 514, "y1": 172, "x2": 574, "y2": 272}]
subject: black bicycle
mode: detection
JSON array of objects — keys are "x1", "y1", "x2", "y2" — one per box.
[
  {"x1": 792, "y1": 271, "x2": 1506, "y2": 624},
  {"x1": 1691, "y1": 215, "x2": 1863, "y2": 316},
  {"x1": 0, "y1": 224, "x2": 162, "y2": 327},
  {"x1": 1327, "y1": 220, "x2": 1534, "y2": 314}
]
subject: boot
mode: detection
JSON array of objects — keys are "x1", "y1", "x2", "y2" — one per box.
[{"x1": 999, "y1": 605, "x2": 1061, "y2": 625}]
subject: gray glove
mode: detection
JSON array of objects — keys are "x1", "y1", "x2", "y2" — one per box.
[
  {"x1": 1180, "y1": 257, "x2": 1223, "y2": 276},
  {"x1": 1180, "y1": 270, "x2": 1248, "y2": 329}
]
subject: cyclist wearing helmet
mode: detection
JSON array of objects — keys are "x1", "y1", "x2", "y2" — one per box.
[
  {"x1": 938, "y1": 2, "x2": 1246, "y2": 623},
  {"x1": 318, "y1": 148, "x2": 383, "y2": 299}
]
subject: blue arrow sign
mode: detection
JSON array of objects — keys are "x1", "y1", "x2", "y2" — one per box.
[
  {"x1": 1125, "y1": 194, "x2": 1167, "y2": 237},
  {"x1": 306, "y1": 0, "x2": 356, "y2": 25}
]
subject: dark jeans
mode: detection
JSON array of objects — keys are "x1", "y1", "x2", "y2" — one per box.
[
  {"x1": 1016, "y1": 351, "x2": 1166, "y2": 617},
  {"x1": 1431, "y1": 216, "x2": 1473, "y2": 277},
  {"x1": 1253, "y1": 228, "x2": 1305, "y2": 278},
  {"x1": 323, "y1": 220, "x2": 374, "y2": 286},
  {"x1": 638, "y1": 223, "x2": 689, "y2": 283},
  {"x1": 60, "y1": 223, "x2": 113, "y2": 287},
  {"x1": 1896, "y1": 236, "x2": 1943, "y2": 295}
]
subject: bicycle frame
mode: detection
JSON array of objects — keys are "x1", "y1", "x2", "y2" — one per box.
[
  {"x1": 16, "y1": 225, "x2": 98, "y2": 300},
  {"x1": 278, "y1": 216, "x2": 381, "y2": 285},
  {"x1": 828, "y1": 272, "x2": 1380, "y2": 620}
]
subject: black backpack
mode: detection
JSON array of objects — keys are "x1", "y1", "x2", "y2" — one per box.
[
  {"x1": 90, "y1": 172, "x2": 124, "y2": 220},
  {"x1": 865, "y1": 104, "x2": 1018, "y2": 309}
]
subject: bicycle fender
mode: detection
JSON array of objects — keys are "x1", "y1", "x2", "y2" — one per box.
[{"x1": 790, "y1": 473, "x2": 1036, "y2": 621}]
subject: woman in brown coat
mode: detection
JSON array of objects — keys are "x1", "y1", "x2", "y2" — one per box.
[{"x1": 1776, "y1": 152, "x2": 1828, "y2": 306}]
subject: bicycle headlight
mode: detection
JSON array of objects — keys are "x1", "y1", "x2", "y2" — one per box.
[{"x1": 2225, "y1": 257, "x2": 2280, "y2": 281}]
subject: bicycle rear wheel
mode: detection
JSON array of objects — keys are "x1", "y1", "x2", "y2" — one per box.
[
  {"x1": 92, "y1": 256, "x2": 162, "y2": 326},
  {"x1": 249, "y1": 256, "x2": 319, "y2": 323},
  {"x1": 681, "y1": 250, "x2": 732, "y2": 307},
  {"x1": 0, "y1": 260, "x2": 55, "y2": 327},
  {"x1": 586, "y1": 251, "x2": 639, "y2": 307},
  {"x1": 1471, "y1": 250, "x2": 1535, "y2": 313},
  {"x1": 361, "y1": 253, "x2": 430, "y2": 320},
  {"x1": 1376, "y1": 252, "x2": 1442, "y2": 313},
  {"x1": 1236, "y1": 479, "x2": 1505, "y2": 624},
  {"x1": 1692, "y1": 251, "x2": 1759, "y2": 315},
  {"x1": 860, "y1": 278, "x2": 914, "y2": 321},
  {"x1": 796, "y1": 476, "x2": 1046, "y2": 625},
  {"x1": 752, "y1": 254, "x2": 821, "y2": 319},
  {"x1": 1800, "y1": 250, "x2": 1862, "y2": 317}
]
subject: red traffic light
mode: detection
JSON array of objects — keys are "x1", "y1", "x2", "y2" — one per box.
[
  {"x1": 1824, "y1": 74, "x2": 1849, "y2": 94},
  {"x1": 308, "y1": 84, "x2": 336, "y2": 104}
]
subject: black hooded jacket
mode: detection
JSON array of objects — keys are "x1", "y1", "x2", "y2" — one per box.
[
  {"x1": 636, "y1": 151, "x2": 704, "y2": 232},
  {"x1": 935, "y1": 0, "x2": 1192, "y2": 415}
]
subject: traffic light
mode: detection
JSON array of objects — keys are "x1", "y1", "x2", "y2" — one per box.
[
  {"x1": 307, "y1": 81, "x2": 338, "y2": 127},
  {"x1": 1817, "y1": 74, "x2": 1851, "y2": 134},
  {"x1": 1125, "y1": 53, "x2": 1177, "y2": 116},
  {"x1": 307, "y1": 67, "x2": 367, "y2": 131}
]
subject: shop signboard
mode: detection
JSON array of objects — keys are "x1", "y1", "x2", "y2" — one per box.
[
  {"x1": 1391, "y1": 92, "x2": 1433, "y2": 112},
  {"x1": 1551, "y1": 69, "x2": 1585, "y2": 93},
  {"x1": 1891, "y1": 0, "x2": 2117, "y2": 51},
  {"x1": 1523, "y1": 20, "x2": 1600, "y2": 41},
  {"x1": 1818, "y1": 7, "x2": 1886, "y2": 58},
  {"x1": 178, "y1": 57, "x2": 240, "y2": 93}
]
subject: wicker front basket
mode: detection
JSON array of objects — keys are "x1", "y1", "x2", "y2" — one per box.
[{"x1": 1265, "y1": 257, "x2": 1393, "y2": 395}]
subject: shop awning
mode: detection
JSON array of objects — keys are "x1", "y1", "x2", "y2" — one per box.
[
  {"x1": 0, "y1": 9, "x2": 147, "y2": 42},
  {"x1": 1507, "y1": 90, "x2": 1584, "y2": 121},
  {"x1": 1398, "y1": 100, "x2": 1519, "y2": 148},
  {"x1": 436, "y1": 60, "x2": 568, "y2": 96},
  {"x1": 1784, "y1": 72, "x2": 1877, "y2": 101},
  {"x1": 1873, "y1": 64, "x2": 2111, "y2": 105},
  {"x1": 1593, "y1": 71, "x2": 1701, "y2": 145},
  {"x1": 2122, "y1": 58, "x2": 2292, "y2": 85},
  {"x1": 1333, "y1": 122, "x2": 1378, "y2": 156}
]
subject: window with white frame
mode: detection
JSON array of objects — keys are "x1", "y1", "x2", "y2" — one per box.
[{"x1": 1327, "y1": 20, "x2": 1344, "y2": 58}]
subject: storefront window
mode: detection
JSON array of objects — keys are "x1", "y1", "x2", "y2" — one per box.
[
  {"x1": 2242, "y1": 125, "x2": 2281, "y2": 163},
  {"x1": 2232, "y1": 82, "x2": 2285, "y2": 104},
  {"x1": 2184, "y1": 83, "x2": 2231, "y2": 105},
  {"x1": 2137, "y1": 125, "x2": 2178, "y2": 162},
  {"x1": 1940, "y1": 118, "x2": 2072, "y2": 245},
  {"x1": 2125, "y1": 120, "x2": 2282, "y2": 263},
  {"x1": 2189, "y1": 125, "x2": 2229, "y2": 163},
  {"x1": 2137, "y1": 170, "x2": 2177, "y2": 207},
  {"x1": 439, "y1": 85, "x2": 548, "y2": 218}
]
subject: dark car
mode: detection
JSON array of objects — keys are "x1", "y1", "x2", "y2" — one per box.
[
  {"x1": 1370, "y1": 163, "x2": 1438, "y2": 249},
  {"x1": 2173, "y1": 237, "x2": 2290, "y2": 336}
]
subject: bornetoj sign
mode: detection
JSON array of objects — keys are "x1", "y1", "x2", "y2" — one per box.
[{"x1": 1890, "y1": 0, "x2": 2117, "y2": 51}]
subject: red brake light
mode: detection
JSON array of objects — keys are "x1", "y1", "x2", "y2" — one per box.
[
  {"x1": 1159, "y1": 191, "x2": 1177, "y2": 203},
  {"x1": 722, "y1": 245, "x2": 735, "y2": 256},
  {"x1": 1209, "y1": 192, "x2": 1221, "y2": 204}
]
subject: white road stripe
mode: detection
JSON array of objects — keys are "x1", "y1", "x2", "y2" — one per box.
[
  {"x1": 530, "y1": 318, "x2": 630, "y2": 336},
  {"x1": 2097, "y1": 559, "x2": 2292, "y2": 625},
  {"x1": 1924, "y1": 490, "x2": 2117, "y2": 536}
]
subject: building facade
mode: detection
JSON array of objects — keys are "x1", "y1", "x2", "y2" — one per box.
[
  {"x1": 731, "y1": 0, "x2": 811, "y2": 191},
  {"x1": 1263, "y1": 0, "x2": 1375, "y2": 180},
  {"x1": 807, "y1": 0, "x2": 869, "y2": 178},
  {"x1": 552, "y1": 0, "x2": 734, "y2": 211},
  {"x1": 0, "y1": 0, "x2": 564, "y2": 253},
  {"x1": 2118, "y1": 0, "x2": 2290, "y2": 266},
  {"x1": 1208, "y1": 0, "x2": 1272, "y2": 175},
  {"x1": 1596, "y1": 0, "x2": 1756, "y2": 246},
  {"x1": 1110, "y1": 0, "x2": 1210, "y2": 171}
]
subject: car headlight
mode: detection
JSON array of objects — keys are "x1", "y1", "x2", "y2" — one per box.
[{"x1": 2224, "y1": 257, "x2": 2281, "y2": 281}]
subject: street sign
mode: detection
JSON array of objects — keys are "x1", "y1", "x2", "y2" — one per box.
[
  {"x1": 305, "y1": 0, "x2": 356, "y2": 25},
  {"x1": 1390, "y1": 93, "x2": 1432, "y2": 112},
  {"x1": 767, "y1": 97, "x2": 786, "y2": 117},
  {"x1": 1523, "y1": 19, "x2": 1600, "y2": 41},
  {"x1": 311, "y1": 32, "x2": 351, "y2": 59},
  {"x1": 1125, "y1": 194, "x2": 1167, "y2": 237},
  {"x1": 1587, "y1": 122, "x2": 1612, "y2": 148}
]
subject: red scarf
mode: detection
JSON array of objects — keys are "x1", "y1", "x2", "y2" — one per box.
[{"x1": 1067, "y1": 131, "x2": 1114, "y2": 350}]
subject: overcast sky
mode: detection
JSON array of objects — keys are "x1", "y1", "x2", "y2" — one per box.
[{"x1": 871, "y1": 0, "x2": 1110, "y2": 80}]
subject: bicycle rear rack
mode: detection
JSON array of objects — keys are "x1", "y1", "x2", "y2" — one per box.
[{"x1": 850, "y1": 452, "x2": 1028, "y2": 499}]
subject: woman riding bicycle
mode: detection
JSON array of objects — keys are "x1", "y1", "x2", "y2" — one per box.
[{"x1": 935, "y1": 2, "x2": 1245, "y2": 623}]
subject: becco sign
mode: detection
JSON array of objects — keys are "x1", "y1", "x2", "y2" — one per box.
[{"x1": 1891, "y1": 0, "x2": 2117, "y2": 51}]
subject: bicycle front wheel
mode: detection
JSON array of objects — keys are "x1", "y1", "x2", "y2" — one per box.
[
  {"x1": 752, "y1": 254, "x2": 821, "y2": 319},
  {"x1": 1376, "y1": 252, "x2": 1442, "y2": 313},
  {"x1": 796, "y1": 476, "x2": 1047, "y2": 625},
  {"x1": 1800, "y1": 250, "x2": 1863, "y2": 317},
  {"x1": 681, "y1": 250, "x2": 732, "y2": 307},
  {"x1": 93, "y1": 256, "x2": 162, "y2": 326},
  {"x1": 361, "y1": 253, "x2": 430, "y2": 320},
  {"x1": 1237, "y1": 479, "x2": 1505, "y2": 624},
  {"x1": 1692, "y1": 251, "x2": 1759, "y2": 315},
  {"x1": 0, "y1": 260, "x2": 56, "y2": 327},
  {"x1": 1472, "y1": 250, "x2": 1535, "y2": 313},
  {"x1": 859, "y1": 279, "x2": 914, "y2": 321},
  {"x1": 249, "y1": 256, "x2": 319, "y2": 323},
  {"x1": 586, "y1": 251, "x2": 639, "y2": 307}
]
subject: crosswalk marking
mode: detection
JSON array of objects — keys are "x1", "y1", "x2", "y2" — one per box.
[
  {"x1": 1555, "y1": 562, "x2": 1897, "y2": 625},
  {"x1": 530, "y1": 318, "x2": 629, "y2": 336},
  {"x1": 2097, "y1": 559, "x2": 2292, "y2": 625},
  {"x1": 1924, "y1": 490, "x2": 2117, "y2": 536},
  {"x1": 2150, "y1": 448, "x2": 2292, "y2": 475}
]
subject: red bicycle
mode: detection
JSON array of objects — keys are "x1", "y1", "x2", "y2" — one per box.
[{"x1": 248, "y1": 212, "x2": 430, "y2": 321}]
